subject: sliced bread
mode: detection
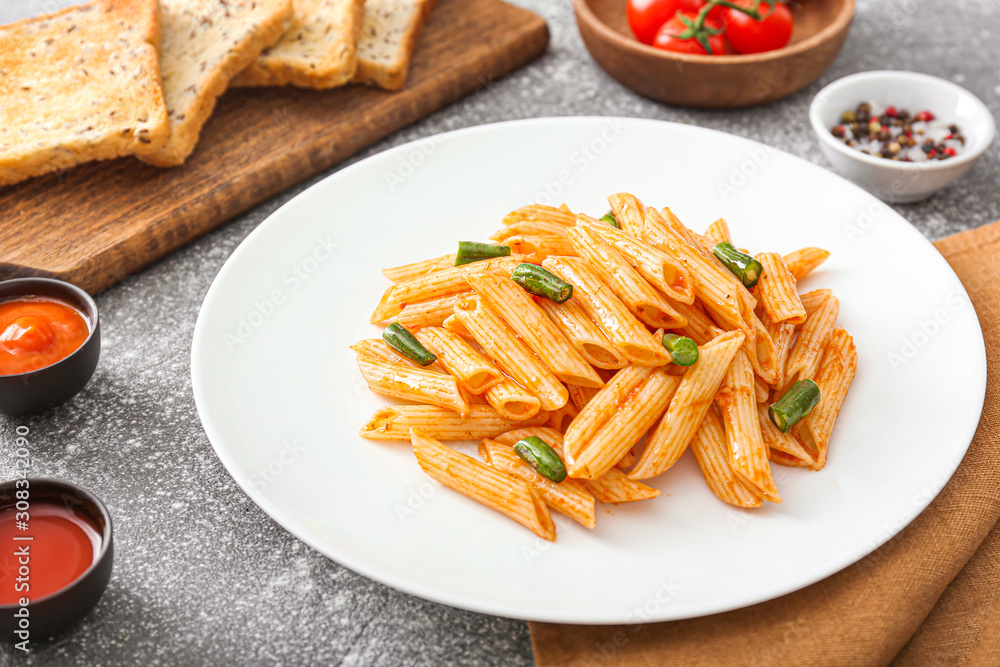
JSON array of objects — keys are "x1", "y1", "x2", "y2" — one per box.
[
  {"x1": 140, "y1": 0, "x2": 294, "y2": 168},
  {"x1": 0, "y1": 0, "x2": 169, "y2": 187},
  {"x1": 232, "y1": 0, "x2": 365, "y2": 89},
  {"x1": 352, "y1": 0, "x2": 437, "y2": 91}
]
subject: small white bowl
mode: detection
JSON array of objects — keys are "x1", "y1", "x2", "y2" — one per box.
[{"x1": 809, "y1": 71, "x2": 995, "y2": 203}]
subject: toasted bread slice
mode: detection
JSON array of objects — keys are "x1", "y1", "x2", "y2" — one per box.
[
  {"x1": 352, "y1": 0, "x2": 437, "y2": 91},
  {"x1": 0, "y1": 0, "x2": 169, "y2": 187},
  {"x1": 140, "y1": 0, "x2": 293, "y2": 167},
  {"x1": 232, "y1": 0, "x2": 365, "y2": 89}
]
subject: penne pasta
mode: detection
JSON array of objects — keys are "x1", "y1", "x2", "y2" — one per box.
[
  {"x1": 490, "y1": 219, "x2": 569, "y2": 241},
  {"x1": 537, "y1": 297, "x2": 628, "y2": 370},
  {"x1": 543, "y1": 257, "x2": 670, "y2": 367},
  {"x1": 503, "y1": 204, "x2": 577, "y2": 227},
  {"x1": 568, "y1": 369, "x2": 679, "y2": 480},
  {"x1": 577, "y1": 217, "x2": 695, "y2": 304},
  {"x1": 484, "y1": 379, "x2": 542, "y2": 421},
  {"x1": 415, "y1": 327, "x2": 504, "y2": 394},
  {"x1": 397, "y1": 292, "x2": 469, "y2": 329},
  {"x1": 351, "y1": 339, "x2": 421, "y2": 368},
  {"x1": 796, "y1": 327, "x2": 858, "y2": 470},
  {"x1": 442, "y1": 312, "x2": 473, "y2": 338},
  {"x1": 670, "y1": 300, "x2": 725, "y2": 345},
  {"x1": 493, "y1": 428, "x2": 661, "y2": 504},
  {"x1": 715, "y1": 350, "x2": 781, "y2": 503},
  {"x1": 467, "y1": 272, "x2": 603, "y2": 388},
  {"x1": 370, "y1": 256, "x2": 523, "y2": 323},
  {"x1": 567, "y1": 383, "x2": 600, "y2": 412},
  {"x1": 479, "y1": 439, "x2": 596, "y2": 529},
  {"x1": 754, "y1": 373, "x2": 770, "y2": 403},
  {"x1": 629, "y1": 330, "x2": 745, "y2": 479},
  {"x1": 758, "y1": 404, "x2": 815, "y2": 467},
  {"x1": 503, "y1": 234, "x2": 577, "y2": 260},
  {"x1": 382, "y1": 254, "x2": 455, "y2": 283},
  {"x1": 359, "y1": 405, "x2": 549, "y2": 441},
  {"x1": 643, "y1": 207, "x2": 755, "y2": 342},
  {"x1": 453, "y1": 294, "x2": 568, "y2": 411},
  {"x1": 563, "y1": 365, "x2": 656, "y2": 460},
  {"x1": 784, "y1": 247, "x2": 831, "y2": 281},
  {"x1": 356, "y1": 357, "x2": 469, "y2": 415},
  {"x1": 756, "y1": 252, "x2": 806, "y2": 325},
  {"x1": 546, "y1": 400, "x2": 578, "y2": 432},
  {"x1": 769, "y1": 449, "x2": 812, "y2": 467},
  {"x1": 567, "y1": 225, "x2": 687, "y2": 329},
  {"x1": 703, "y1": 218, "x2": 733, "y2": 246},
  {"x1": 607, "y1": 192, "x2": 647, "y2": 237},
  {"x1": 781, "y1": 289, "x2": 840, "y2": 392},
  {"x1": 411, "y1": 430, "x2": 556, "y2": 540},
  {"x1": 689, "y1": 407, "x2": 763, "y2": 508},
  {"x1": 759, "y1": 309, "x2": 795, "y2": 388},
  {"x1": 745, "y1": 312, "x2": 781, "y2": 386}
]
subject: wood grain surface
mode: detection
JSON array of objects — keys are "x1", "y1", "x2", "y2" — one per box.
[{"x1": 0, "y1": 0, "x2": 549, "y2": 294}]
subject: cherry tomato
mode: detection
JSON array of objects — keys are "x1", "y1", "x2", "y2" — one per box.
[
  {"x1": 653, "y1": 12, "x2": 726, "y2": 55},
  {"x1": 723, "y1": 1, "x2": 793, "y2": 54},
  {"x1": 627, "y1": 0, "x2": 706, "y2": 45}
]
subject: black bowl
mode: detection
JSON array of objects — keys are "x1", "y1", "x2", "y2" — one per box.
[
  {"x1": 0, "y1": 479, "x2": 114, "y2": 641},
  {"x1": 0, "y1": 278, "x2": 100, "y2": 416}
]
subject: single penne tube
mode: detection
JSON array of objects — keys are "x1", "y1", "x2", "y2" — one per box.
[
  {"x1": 567, "y1": 226, "x2": 687, "y2": 329},
  {"x1": 563, "y1": 365, "x2": 656, "y2": 460},
  {"x1": 756, "y1": 253, "x2": 806, "y2": 325},
  {"x1": 745, "y1": 312, "x2": 781, "y2": 386},
  {"x1": 577, "y1": 217, "x2": 695, "y2": 304},
  {"x1": 537, "y1": 297, "x2": 628, "y2": 370},
  {"x1": 607, "y1": 192, "x2": 647, "y2": 237},
  {"x1": 543, "y1": 257, "x2": 670, "y2": 367},
  {"x1": 356, "y1": 357, "x2": 469, "y2": 415},
  {"x1": 453, "y1": 294, "x2": 568, "y2": 411},
  {"x1": 757, "y1": 403, "x2": 815, "y2": 467},
  {"x1": 484, "y1": 379, "x2": 542, "y2": 421},
  {"x1": 503, "y1": 234, "x2": 577, "y2": 260},
  {"x1": 670, "y1": 300, "x2": 725, "y2": 345},
  {"x1": 546, "y1": 401, "x2": 578, "y2": 432},
  {"x1": 689, "y1": 406, "x2": 763, "y2": 508},
  {"x1": 759, "y1": 309, "x2": 795, "y2": 388},
  {"x1": 503, "y1": 204, "x2": 577, "y2": 227},
  {"x1": 754, "y1": 373, "x2": 770, "y2": 403},
  {"x1": 715, "y1": 349, "x2": 781, "y2": 503},
  {"x1": 351, "y1": 339, "x2": 420, "y2": 367},
  {"x1": 493, "y1": 428, "x2": 660, "y2": 504},
  {"x1": 490, "y1": 219, "x2": 569, "y2": 241},
  {"x1": 616, "y1": 447, "x2": 638, "y2": 470},
  {"x1": 781, "y1": 289, "x2": 840, "y2": 392},
  {"x1": 360, "y1": 405, "x2": 547, "y2": 441},
  {"x1": 442, "y1": 313, "x2": 473, "y2": 338},
  {"x1": 370, "y1": 256, "x2": 524, "y2": 323},
  {"x1": 415, "y1": 327, "x2": 504, "y2": 394},
  {"x1": 769, "y1": 449, "x2": 812, "y2": 467},
  {"x1": 629, "y1": 330, "x2": 745, "y2": 479},
  {"x1": 643, "y1": 207, "x2": 754, "y2": 342},
  {"x1": 784, "y1": 247, "x2": 831, "y2": 280},
  {"x1": 703, "y1": 218, "x2": 733, "y2": 247},
  {"x1": 382, "y1": 254, "x2": 455, "y2": 283},
  {"x1": 479, "y1": 439, "x2": 596, "y2": 529},
  {"x1": 569, "y1": 369, "x2": 679, "y2": 480},
  {"x1": 581, "y1": 469, "x2": 662, "y2": 503},
  {"x1": 567, "y1": 383, "x2": 600, "y2": 412},
  {"x1": 797, "y1": 327, "x2": 858, "y2": 470},
  {"x1": 467, "y1": 273, "x2": 603, "y2": 388},
  {"x1": 397, "y1": 292, "x2": 469, "y2": 329},
  {"x1": 410, "y1": 430, "x2": 555, "y2": 541}
]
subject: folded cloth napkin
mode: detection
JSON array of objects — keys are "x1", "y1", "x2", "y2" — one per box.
[{"x1": 530, "y1": 220, "x2": 1000, "y2": 667}]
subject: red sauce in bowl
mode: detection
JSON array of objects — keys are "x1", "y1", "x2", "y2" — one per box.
[
  {"x1": 0, "y1": 297, "x2": 90, "y2": 375},
  {"x1": 0, "y1": 504, "x2": 102, "y2": 604}
]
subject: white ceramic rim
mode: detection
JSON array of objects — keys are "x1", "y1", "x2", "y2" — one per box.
[{"x1": 809, "y1": 70, "x2": 996, "y2": 172}]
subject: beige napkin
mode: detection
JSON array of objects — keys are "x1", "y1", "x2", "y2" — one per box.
[{"x1": 530, "y1": 220, "x2": 1000, "y2": 666}]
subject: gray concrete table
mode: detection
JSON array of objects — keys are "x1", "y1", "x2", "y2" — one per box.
[{"x1": 1, "y1": 1, "x2": 997, "y2": 664}]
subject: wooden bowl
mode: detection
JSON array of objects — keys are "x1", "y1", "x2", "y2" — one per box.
[{"x1": 574, "y1": 0, "x2": 855, "y2": 109}]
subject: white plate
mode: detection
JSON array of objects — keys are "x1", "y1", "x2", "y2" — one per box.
[{"x1": 191, "y1": 118, "x2": 986, "y2": 624}]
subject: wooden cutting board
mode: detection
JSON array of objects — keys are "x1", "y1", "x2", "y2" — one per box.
[{"x1": 0, "y1": 0, "x2": 548, "y2": 294}]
